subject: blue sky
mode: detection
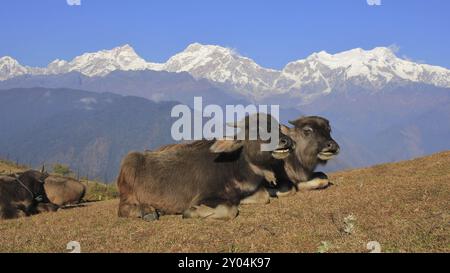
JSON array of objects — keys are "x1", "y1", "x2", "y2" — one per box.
[{"x1": 1, "y1": 0, "x2": 449, "y2": 69}]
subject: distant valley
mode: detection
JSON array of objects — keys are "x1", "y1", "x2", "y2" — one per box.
[{"x1": 0, "y1": 88, "x2": 177, "y2": 181}]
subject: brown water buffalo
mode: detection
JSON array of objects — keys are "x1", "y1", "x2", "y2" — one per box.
[
  {"x1": 117, "y1": 115, "x2": 294, "y2": 221},
  {"x1": 267, "y1": 116, "x2": 340, "y2": 196},
  {"x1": 0, "y1": 169, "x2": 51, "y2": 219},
  {"x1": 44, "y1": 176, "x2": 86, "y2": 206}
]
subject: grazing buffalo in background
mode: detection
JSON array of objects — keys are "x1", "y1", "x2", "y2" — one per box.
[
  {"x1": 44, "y1": 176, "x2": 86, "y2": 206},
  {"x1": 267, "y1": 116, "x2": 340, "y2": 197},
  {"x1": 0, "y1": 169, "x2": 51, "y2": 219},
  {"x1": 117, "y1": 114, "x2": 294, "y2": 221}
]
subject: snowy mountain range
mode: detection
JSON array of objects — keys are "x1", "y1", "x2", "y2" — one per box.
[{"x1": 1, "y1": 43, "x2": 450, "y2": 100}]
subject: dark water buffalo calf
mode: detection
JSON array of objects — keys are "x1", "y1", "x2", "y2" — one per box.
[
  {"x1": 243, "y1": 116, "x2": 340, "y2": 201},
  {"x1": 44, "y1": 176, "x2": 86, "y2": 206},
  {"x1": 272, "y1": 116, "x2": 340, "y2": 195},
  {"x1": 0, "y1": 170, "x2": 50, "y2": 219},
  {"x1": 117, "y1": 116, "x2": 293, "y2": 221}
]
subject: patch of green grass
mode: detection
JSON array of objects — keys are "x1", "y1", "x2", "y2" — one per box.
[
  {"x1": 83, "y1": 180, "x2": 119, "y2": 202},
  {"x1": 317, "y1": 241, "x2": 331, "y2": 253}
]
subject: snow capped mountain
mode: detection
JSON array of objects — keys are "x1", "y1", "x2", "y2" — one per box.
[
  {"x1": 44, "y1": 44, "x2": 163, "y2": 77},
  {"x1": 161, "y1": 45, "x2": 450, "y2": 98},
  {"x1": 1, "y1": 43, "x2": 449, "y2": 100},
  {"x1": 0, "y1": 56, "x2": 29, "y2": 80},
  {"x1": 163, "y1": 43, "x2": 280, "y2": 96},
  {"x1": 46, "y1": 59, "x2": 69, "y2": 74},
  {"x1": 275, "y1": 47, "x2": 450, "y2": 100},
  {"x1": 0, "y1": 45, "x2": 163, "y2": 79}
]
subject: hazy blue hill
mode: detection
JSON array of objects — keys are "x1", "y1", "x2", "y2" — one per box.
[
  {"x1": 0, "y1": 88, "x2": 177, "y2": 181},
  {"x1": 0, "y1": 70, "x2": 250, "y2": 107},
  {"x1": 373, "y1": 101, "x2": 450, "y2": 163}
]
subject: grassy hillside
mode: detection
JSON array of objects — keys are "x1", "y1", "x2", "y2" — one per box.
[{"x1": 0, "y1": 151, "x2": 449, "y2": 253}]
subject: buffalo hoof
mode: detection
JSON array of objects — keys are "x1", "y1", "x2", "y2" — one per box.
[
  {"x1": 142, "y1": 212, "x2": 159, "y2": 221},
  {"x1": 182, "y1": 208, "x2": 195, "y2": 219}
]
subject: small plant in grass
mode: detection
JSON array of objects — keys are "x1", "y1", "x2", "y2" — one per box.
[
  {"x1": 317, "y1": 241, "x2": 331, "y2": 253},
  {"x1": 228, "y1": 243, "x2": 239, "y2": 253},
  {"x1": 343, "y1": 214, "x2": 356, "y2": 234}
]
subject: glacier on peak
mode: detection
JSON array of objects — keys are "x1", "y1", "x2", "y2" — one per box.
[{"x1": 163, "y1": 43, "x2": 280, "y2": 96}]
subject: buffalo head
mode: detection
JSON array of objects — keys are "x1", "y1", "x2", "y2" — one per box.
[
  {"x1": 280, "y1": 116, "x2": 340, "y2": 183},
  {"x1": 210, "y1": 113, "x2": 294, "y2": 170}
]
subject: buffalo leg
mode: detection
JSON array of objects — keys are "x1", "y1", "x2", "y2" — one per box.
[
  {"x1": 0, "y1": 205, "x2": 25, "y2": 219},
  {"x1": 36, "y1": 203, "x2": 59, "y2": 213},
  {"x1": 17, "y1": 204, "x2": 33, "y2": 216},
  {"x1": 183, "y1": 200, "x2": 238, "y2": 220},
  {"x1": 118, "y1": 201, "x2": 141, "y2": 218},
  {"x1": 240, "y1": 187, "x2": 270, "y2": 205},
  {"x1": 266, "y1": 183, "x2": 297, "y2": 198},
  {"x1": 297, "y1": 172, "x2": 330, "y2": 191},
  {"x1": 140, "y1": 204, "x2": 159, "y2": 221}
]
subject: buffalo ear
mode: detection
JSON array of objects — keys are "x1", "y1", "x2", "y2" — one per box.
[
  {"x1": 289, "y1": 116, "x2": 307, "y2": 127},
  {"x1": 280, "y1": 124, "x2": 291, "y2": 135},
  {"x1": 210, "y1": 139, "x2": 243, "y2": 153},
  {"x1": 41, "y1": 164, "x2": 45, "y2": 173}
]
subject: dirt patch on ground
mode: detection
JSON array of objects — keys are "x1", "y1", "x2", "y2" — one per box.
[{"x1": 1, "y1": 151, "x2": 449, "y2": 253}]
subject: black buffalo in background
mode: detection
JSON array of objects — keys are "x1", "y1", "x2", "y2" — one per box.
[{"x1": 0, "y1": 169, "x2": 56, "y2": 219}]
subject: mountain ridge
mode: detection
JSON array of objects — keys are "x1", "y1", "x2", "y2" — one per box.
[{"x1": 2, "y1": 43, "x2": 449, "y2": 100}]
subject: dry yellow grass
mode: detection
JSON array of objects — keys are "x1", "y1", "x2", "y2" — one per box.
[
  {"x1": 0, "y1": 151, "x2": 449, "y2": 253},
  {"x1": 0, "y1": 160, "x2": 27, "y2": 174}
]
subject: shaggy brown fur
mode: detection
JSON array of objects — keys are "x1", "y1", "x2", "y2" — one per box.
[
  {"x1": 44, "y1": 176, "x2": 86, "y2": 206},
  {"x1": 117, "y1": 121, "x2": 293, "y2": 221}
]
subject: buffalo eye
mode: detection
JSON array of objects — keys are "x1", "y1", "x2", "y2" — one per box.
[{"x1": 302, "y1": 126, "x2": 313, "y2": 136}]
